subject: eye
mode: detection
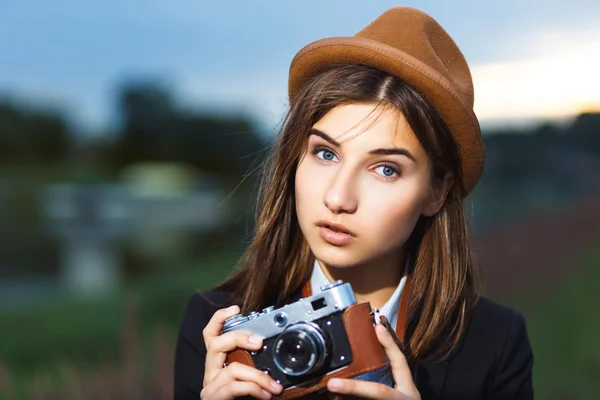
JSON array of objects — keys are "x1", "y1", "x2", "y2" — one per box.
[
  {"x1": 314, "y1": 147, "x2": 339, "y2": 162},
  {"x1": 374, "y1": 164, "x2": 399, "y2": 179}
]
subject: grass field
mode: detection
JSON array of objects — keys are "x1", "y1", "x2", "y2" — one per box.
[
  {"x1": 1, "y1": 246, "x2": 599, "y2": 399},
  {"x1": 506, "y1": 248, "x2": 600, "y2": 400},
  {"x1": 0, "y1": 250, "x2": 241, "y2": 399}
]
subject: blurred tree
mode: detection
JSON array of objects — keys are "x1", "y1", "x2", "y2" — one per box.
[
  {"x1": 110, "y1": 82, "x2": 268, "y2": 183},
  {"x1": 471, "y1": 113, "x2": 600, "y2": 227},
  {"x1": 0, "y1": 101, "x2": 71, "y2": 165},
  {"x1": 0, "y1": 100, "x2": 71, "y2": 277},
  {"x1": 482, "y1": 113, "x2": 600, "y2": 184},
  {"x1": 571, "y1": 112, "x2": 600, "y2": 135},
  {"x1": 570, "y1": 112, "x2": 600, "y2": 155}
]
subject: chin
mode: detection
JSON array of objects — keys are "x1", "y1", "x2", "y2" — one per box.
[{"x1": 310, "y1": 243, "x2": 367, "y2": 269}]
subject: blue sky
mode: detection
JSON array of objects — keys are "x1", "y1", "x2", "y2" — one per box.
[{"x1": 1, "y1": 0, "x2": 599, "y2": 135}]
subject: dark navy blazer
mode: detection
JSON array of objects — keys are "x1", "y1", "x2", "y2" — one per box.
[{"x1": 174, "y1": 288, "x2": 534, "y2": 399}]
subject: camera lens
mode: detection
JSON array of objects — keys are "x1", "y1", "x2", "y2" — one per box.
[{"x1": 273, "y1": 323, "x2": 327, "y2": 376}]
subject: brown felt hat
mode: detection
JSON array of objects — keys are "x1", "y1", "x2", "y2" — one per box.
[{"x1": 288, "y1": 6, "x2": 484, "y2": 196}]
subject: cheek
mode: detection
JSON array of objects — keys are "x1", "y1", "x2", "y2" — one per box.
[
  {"x1": 295, "y1": 154, "x2": 334, "y2": 202},
  {"x1": 294, "y1": 157, "x2": 318, "y2": 220},
  {"x1": 361, "y1": 185, "x2": 425, "y2": 241}
]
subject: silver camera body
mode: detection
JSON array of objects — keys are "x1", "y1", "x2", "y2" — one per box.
[{"x1": 222, "y1": 280, "x2": 357, "y2": 387}]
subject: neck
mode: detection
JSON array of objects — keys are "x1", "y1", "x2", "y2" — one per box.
[{"x1": 317, "y1": 250, "x2": 406, "y2": 311}]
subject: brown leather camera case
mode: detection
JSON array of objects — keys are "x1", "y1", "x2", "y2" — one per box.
[{"x1": 226, "y1": 302, "x2": 387, "y2": 399}]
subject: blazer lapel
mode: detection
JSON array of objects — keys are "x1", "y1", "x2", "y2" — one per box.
[{"x1": 415, "y1": 358, "x2": 450, "y2": 399}]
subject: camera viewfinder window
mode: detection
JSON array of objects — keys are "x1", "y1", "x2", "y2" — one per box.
[{"x1": 311, "y1": 298, "x2": 327, "y2": 311}]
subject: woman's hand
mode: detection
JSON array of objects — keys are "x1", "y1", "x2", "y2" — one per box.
[
  {"x1": 200, "y1": 305, "x2": 284, "y2": 400},
  {"x1": 326, "y1": 322, "x2": 421, "y2": 400}
]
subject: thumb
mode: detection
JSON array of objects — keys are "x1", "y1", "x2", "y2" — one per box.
[{"x1": 375, "y1": 317, "x2": 420, "y2": 398}]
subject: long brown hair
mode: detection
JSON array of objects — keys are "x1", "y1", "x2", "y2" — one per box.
[{"x1": 216, "y1": 64, "x2": 483, "y2": 364}]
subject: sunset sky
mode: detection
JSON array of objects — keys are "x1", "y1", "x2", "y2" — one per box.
[{"x1": 1, "y1": 0, "x2": 599, "y2": 134}]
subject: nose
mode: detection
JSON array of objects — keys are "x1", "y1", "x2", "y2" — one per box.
[{"x1": 323, "y1": 168, "x2": 358, "y2": 214}]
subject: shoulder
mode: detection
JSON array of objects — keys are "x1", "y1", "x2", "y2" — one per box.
[
  {"x1": 178, "y1": 288, "x2": 236, "y2": 340},
  {"x1": 174, "y1": 289, "x2": 237, "y2": 398},
  {"x1": 191, "y1": 288, "x2": 236, "y2": 312},
  {"x1": 444, "y1": 296, "x2": 534, "y2": 398},
  {"x1": 457, "y1": 296, "x2": 531, "y2": 361},
  {"x1": 469, "y1": 296, "x2": 528, "y2": 342}
]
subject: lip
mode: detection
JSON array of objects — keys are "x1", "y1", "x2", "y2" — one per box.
[{"x1": 316, "y1": 221, "x2": 356, "y2": 246}]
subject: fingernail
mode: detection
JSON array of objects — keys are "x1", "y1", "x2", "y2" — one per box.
[
  {"x1": 328, "y1": 378, "x2": 343, "y2": 390},
  {"x1": 270, "y1": 380, "x2": 283, "y2": 392},
  {"x1": 262, "y1": 389, "x2": 272, "y2": 399},
  {"x1": 248, "y1": 335, "x2": 263, "y2": 344}
]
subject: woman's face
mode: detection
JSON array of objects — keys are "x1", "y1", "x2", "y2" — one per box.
[{"x1": 295, "y1": 102, "x2": 442, "y2": 269}]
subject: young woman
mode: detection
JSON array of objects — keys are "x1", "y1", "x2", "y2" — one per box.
[{"x1": 175, "y1": 7, "x2": 534, "y2": 400}]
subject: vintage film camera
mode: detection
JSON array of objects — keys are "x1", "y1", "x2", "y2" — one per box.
[{"x1": 222, "y1": 281, "x2": 388, "y2": 399}]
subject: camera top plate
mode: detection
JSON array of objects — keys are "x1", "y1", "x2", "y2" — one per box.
[{"x1": 222, "y1": 280, "x2": 357, "y2": 337}]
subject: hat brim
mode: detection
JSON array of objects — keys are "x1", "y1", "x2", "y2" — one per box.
[{"x1": 288, "y1": 36, "x2": 484, "y2": 196}]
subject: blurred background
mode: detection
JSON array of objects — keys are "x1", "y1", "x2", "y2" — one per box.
[{"x1": 0, "y1": 1, "x2": 599, "y2": 399}]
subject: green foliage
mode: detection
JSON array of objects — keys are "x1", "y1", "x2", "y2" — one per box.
[
  {"x1": 509, "y1": 248, "x2": 600, "y2": 399},
  {"x1": 0, "y1": 295, "x2": 124, "y2": 373},
  {"x1": 0, "y1": 251, "x2": 240, "y2": 377},
  {"x1": 470, "y1": 113, "x2": 600, "y2": 227},
  {"x1": 0, "y1": 165, "x2": 73, "y2": 277},
  {"x1": 0, "y1": 101, "x2": 71, "y2": 165},
  {"x1": 110, "y1": 82, "x2": 268, "y2": 182}
]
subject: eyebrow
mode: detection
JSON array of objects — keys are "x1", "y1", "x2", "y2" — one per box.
[
  {"x1": 368, "y1": 148, "x2": 417, "y2": 164},
  {"x1": 310, "y1": 128, "x2": 341, "y2": 147},
  {"x1": 310, "y1": 128, "x2": 417, "y2": 164}
]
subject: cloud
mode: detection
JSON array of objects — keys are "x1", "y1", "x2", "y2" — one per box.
[{"x1": 473, "y1": 27, "x2": 600, "y2": 121}]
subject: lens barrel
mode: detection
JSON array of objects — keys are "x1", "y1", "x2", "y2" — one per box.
[{"x1": 273, "y1": 322, "x2": 328, "y2": 376}]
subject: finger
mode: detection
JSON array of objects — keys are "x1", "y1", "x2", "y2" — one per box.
[
  {"x1": 224, "y1": 381, "x2": 274, "y2": 400},
  {"x1": 202, "y1": 380, "x2": 272, "y2": 400},
  {"x1": 327, "y1": 378, "x2": 400, "y2": 399},
  {"x1": 203, "y1": 362, "x2": 283, "y2": 399},
  {"x1": 224, "y1": 362, "x2": 283, "y2": 395},
  {"x1": 201, "y1": 304, "x2": 243, "y2": 384},
  {"x1": 375, "y1": 324, "x2": 419, "y2": 397},
  {"x1": 204, "y1": 330, "x2": 264, "y2": 385},
  {"x1": 202, "y1": 305, "x2": 241, "y2": 344}
]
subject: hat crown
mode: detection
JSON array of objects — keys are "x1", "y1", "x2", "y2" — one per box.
[{"x1": 355, "y1": 7, "x2": 474, "y2": 108}]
